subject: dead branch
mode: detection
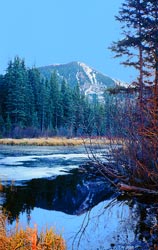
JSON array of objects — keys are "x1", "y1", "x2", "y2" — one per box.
[{"x1": 118, "y1": 183, "x2": 158, "y2": 195}]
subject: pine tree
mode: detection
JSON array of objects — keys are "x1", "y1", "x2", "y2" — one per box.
[
  {"x1": 0, "y1": 75, "x2": 6, "y2": 120},
  {"x1": 143, "y1": 0, "x2": 158, "y2": 90},
  {"x1": 0, "y1": 115, "x2": 5, "y2": 137},
  {"x1": 28, "y1": 67, "x2": 42, "y2": 129},
  {"x1": 28, "y1": 67, "x2": 50, "y2": 134},
  {"x1": 5, "y1": 57, "x2": 29, "y2": 129},
  {"x1": 110, "y1": 0, "x2": 149, "y2": 99},
  {"x1": 81, "y1": 97, "x2": 94, "y2": 136},
  {"x1": 72, "y1": 83, "x2": 83, "y2": 136},
  {"x1": 49, "y1": 71, "x2": 62, "y2": 133},
  {"x1": 111, "y1": 0, "x2": 158, "y2": 93},
  {"x1": 60, "y1": 79, "x2": 73, "y2": 133},
  {"x1": 5, "y1": 114, "x2": 12, "y2": 135},
  {"x1": 104, "y1": 92, "x2": 115, "y2": 136}
]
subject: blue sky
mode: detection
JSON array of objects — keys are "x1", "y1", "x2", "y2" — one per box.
[{"x1": 0, "y1": 0, "x2": 136, "y2": 82}]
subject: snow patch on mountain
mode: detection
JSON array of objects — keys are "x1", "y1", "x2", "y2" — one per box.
[
  {"x1": 38, "y1": 61, "x2": 129, "y2": 102},
  {"x1": 79, "y1": 62, "x2": 97, "y2": 85},
  {"x1": 113, "y1": 79, "x2": 129, "y2": 88},
  {"x1": 76, "y1": 71, "x2": 80, "y2": 84}
]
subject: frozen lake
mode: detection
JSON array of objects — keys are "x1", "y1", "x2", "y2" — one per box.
[{"x1": 0, "y1": 145, "x2": 157, "y2": 249}]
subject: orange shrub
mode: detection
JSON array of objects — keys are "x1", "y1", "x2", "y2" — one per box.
[{"x1": 0, "y1": 212, "x2": 66, "y2": 250}]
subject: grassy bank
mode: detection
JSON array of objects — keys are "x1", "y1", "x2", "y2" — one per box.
[{"x1": 0, "y1": 137, "x2": 115, "y2": 146}]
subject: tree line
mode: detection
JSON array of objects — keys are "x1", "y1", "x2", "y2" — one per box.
[{"x1": 0, "y1": 56, "x2": 131, "y2": 138}]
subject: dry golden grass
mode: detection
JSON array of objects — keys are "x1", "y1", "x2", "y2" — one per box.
[
  {"x1": 0, "y1": 137, "x2": 83, "y2": 146},
  {"x1": 0, "y1": 212, "x2": 66, "y2": 250},
  {"x1": 0, "y1": 136, "x2": 121, "y2": 147}
]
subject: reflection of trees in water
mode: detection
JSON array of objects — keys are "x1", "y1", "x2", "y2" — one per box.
[
  {"x1": 72, "y1": 196, "x2": 158, "y2": 250},
  {"x1": 72, "y1": 209, "x2": 92, "y2": 250},
  {"x1": 71, "y1": 198, "x2": 133, "y2": 250},
  {"x1": 1, "y1": 175, "x2": 158, "y2": 249},
  {"x1": 1, "y1": 171, "x2": 114, "y2": 222}
]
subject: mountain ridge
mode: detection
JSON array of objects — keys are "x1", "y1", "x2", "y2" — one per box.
[{"x1": 38, "y1": 61, "x2": 127, "y2": 101}]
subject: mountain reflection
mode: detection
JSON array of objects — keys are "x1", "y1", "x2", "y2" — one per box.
[
  {"x1": 1, "y1": 171, "x2": 158, "y2": 249},
  {"x1": 2, "y1": 170, "x2": 114, "y2": 222}
]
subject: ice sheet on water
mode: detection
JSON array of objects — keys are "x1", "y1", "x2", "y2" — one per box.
[
  {"x1": 0, "y1": 156, "x2": 37, "y2": 165},
  {"x1": 0, "y1": 153, "x2": 88, "y2": 166},
  {"x1": 0, "y1": 151, "x2": 89, "y2": 181},
  {"x1": 0, "y1": 165, "x2": 78, "y2": 181},
  {"x1": 0, "y1": 145, "x2": 110, "y2": 182}
]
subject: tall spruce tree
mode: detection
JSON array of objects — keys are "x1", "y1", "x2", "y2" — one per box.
[
  {"x1": 111, "y1": 0, "x2": 158, "y2": 92},
  {"x1": 0, "y1": 75, "x2": 5, "y2": 136},
  {"x1": 143, "y1": 0, "x2": 158, "y2": 89},
  {"x1": 93, "y1": 100, "x2": 106, "y2": 136},
  {"x1": 72, "y1": 83, "x2": 83, "y2": 136},
  {"x1": 5, "y1": 57, "x2": 29, "y2": 129},
  {"x1": 81, "y1": 97, "x2": 94, "y2": 136},
  {"x1": 60, "y1": 79, "x2": 73, "y2": 133},
  {"x1": 49, "y1": 71, "x2": 62, "y2": 132},
  {"x1": 38, "y1": 78, "x2": 48, "y2": 132},
  {"x1": 0, "y1": 75, "x2": 6, "y2": 119},
  {"x1": 28, "y1": 67, "x2": 44, "y2": 130},
  {"x1": 110, "y1": 0, "x2": 148, "y2": 100}
]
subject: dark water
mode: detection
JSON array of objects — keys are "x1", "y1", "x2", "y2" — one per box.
[{"x1": 0, "y1": 145, "x2": 158, "y2": 250}]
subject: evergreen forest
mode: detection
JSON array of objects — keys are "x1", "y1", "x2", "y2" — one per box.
[{"x1": 0, "y1": 56, "x2": 132, "y2": 138}]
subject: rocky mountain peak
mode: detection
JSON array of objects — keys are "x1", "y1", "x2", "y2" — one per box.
[{"x1": 38, "y1": 61, "x2": 127, "y2": 101}]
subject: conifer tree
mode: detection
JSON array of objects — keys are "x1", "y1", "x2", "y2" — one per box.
[
  {"x1": 110, "y1": 0, "x2": 148, "y2": 100},
  {"x1": 5, "y1": 57, "x2": 29, "y2": 129},
  {"x1": 0, "y1": 75, "x2": 6, "y2": 121},
  {"x1": 28, "y1": 67, "x2": 42, "y2": 129},
  {"x1": 93, "y1": 100, "x2": 106, "y2": 136},
  {"x1": 72, "y1": 83, "x2": 83, "y2": 136},
  {"x1": 49, "y1": 71, "x2": 62, "y2": 132},
  {"x1": 60, "y1": 79, "x2": 73, "y2": 133},
  {"x1": 81, "y1": 97, "x2": 94, "y2": 136},
  {"x1": 143, "y1": 0, "x2": 158, "y2": 90}
]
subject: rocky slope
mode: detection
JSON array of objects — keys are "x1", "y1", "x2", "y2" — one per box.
[{"x1": 38, "y1": 61, "x2": 127, "y2": 101}]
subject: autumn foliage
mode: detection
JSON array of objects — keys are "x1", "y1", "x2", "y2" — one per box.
[{"x1": 0, "y1": 212, "x2": 66, "y2": 250}]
